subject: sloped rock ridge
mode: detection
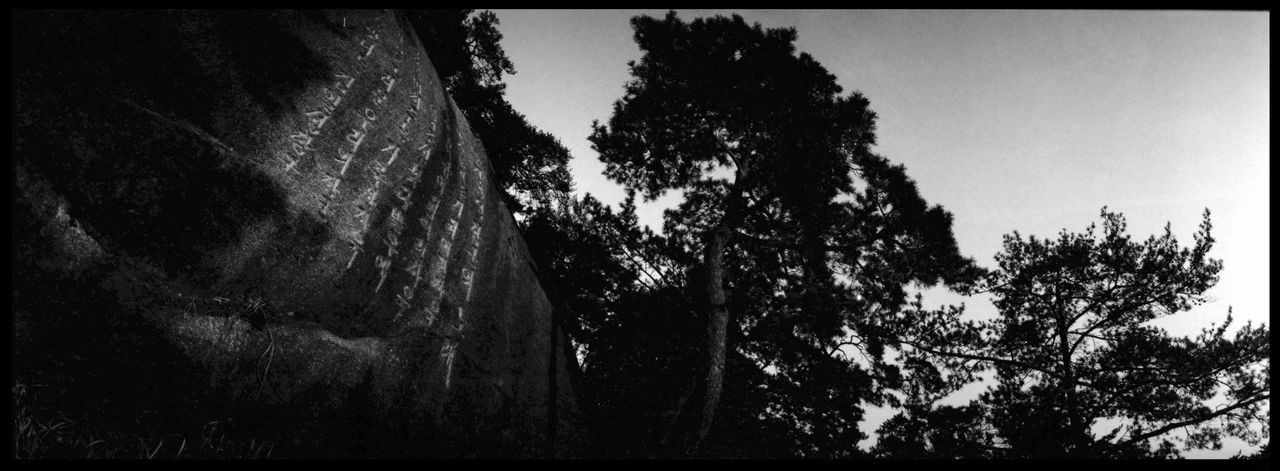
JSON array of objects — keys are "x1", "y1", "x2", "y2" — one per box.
[{"x1": 13, "y1": 9, "x2": 583, "y2": 457}]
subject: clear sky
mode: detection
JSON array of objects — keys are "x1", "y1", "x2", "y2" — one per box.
[{"x1": 491, "y1": 9, "x2": 1269, "y2": 458}]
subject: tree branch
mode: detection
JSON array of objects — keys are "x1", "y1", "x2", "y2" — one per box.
[
  {"x1": 619, "y1": 244, "x2": 666, "y2": 289},
  {"x1": 892, "y1": 336, "x2": 1064, "y2": 381},
  {"x1": 1115, "y1": 393, "x2": 1271, "y2": 448}
]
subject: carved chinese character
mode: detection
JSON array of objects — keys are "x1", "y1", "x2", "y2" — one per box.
[
  {"x1": 305, "y1": 110, "x2": 330, "y2": 134},
  {"x1": 334, "y1": 148, "x2": 355, "y2": 164},
  {"x1": 393, "y1": 184, "x2": 413, "y2": 203},
  {"x1": 334, "y1": 72, "x2": 355, "y2": 89},
  {"x1": 318, "y1": 172, "x2": 340, "y2": 191},
  {"x1": 384, "y1": 231, "x2": 400, "y2": 253},
  {"x1": 345, "y1": 244, "x2": 364, "y2": 269},
  {"x1": 346, "y1": 128, "x2": 366, "y2": 147},
  {"x1": 323, "y1": 88, "x2": 341, "y2": 106},
  {"x1": 460, "y1": 267, "x2": 474, "y2": 288},
  {"x1": 403, "y1": 165, "x2": 421, "y2": 186},
  {"x1": 380, "y1": 142, "x2": 401, "y2": 166},
  {"x1": 374, "y1": 255, "x2": 393, "y2": 290},
  {"x1": 427, "y1": 268, "x2": 445, "y2": 291},
  {"x1": 395, "y1": 289, "x2": 412, "y2": 310}
]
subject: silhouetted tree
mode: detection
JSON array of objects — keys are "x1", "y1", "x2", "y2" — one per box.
[
  {"x1": 1233, "y1": 441, "x2": 1269, "y2": 459},
  {"x1": 589, "y1": 11, "x2": 980, "y2": 456},
  {"x1": 882, "y1": 208, "x2": 1270, "y2": 458},
  {"x1": 522, "y1": 192, "x2": 669, "y2": 353},
  {"x1": 517, "y1": 190, "x2": 687, "y2": 457},
  {"x1": 868, "y1": 351, "x2": 1004, "y2": 458}
]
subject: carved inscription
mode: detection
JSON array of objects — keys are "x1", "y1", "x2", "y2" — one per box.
[
  {"x1": 265, "y1": 17, "x2": 504, "y2": 387},
  {"x1": 436, "y1": 165, "x2": 469, "y2": 307},
  {"x1": 395, "y1": 149, "x2": 452, "y2": 329},
  {"x1": 417, "y1": 161, "x2": 467, "y2": 324},
  {"x1": 372, "y1": 139, "x2": 427, "y2": 293},
  {"x1": 277, "y1": 72, "x2": 356, "y2": 174},
  {"x1": 439, "y1": 330, "x2": 459, "y2": 390},
  {"x1": 436, "y1": 148, "x2": 491, "y2": 390},
  {"x1": 400, "y1": 79, "x2": 424, "y2": 141},
  {"x1": 318, "y1": 102, "x2": 372, "y2": 218},
  {"x1": 391, "y1": 164, "x2": 443, "y2": 323},
  {"x1": 462, "y1": 165, "x2": 485, "y2": 303},
  {"x1": 354, "y1": 24, "x2": 381, "y2": 73}
]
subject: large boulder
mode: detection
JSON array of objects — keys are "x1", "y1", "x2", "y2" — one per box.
[{"x1": 12, "y1": 9, "x2": 584, "y2": 457}]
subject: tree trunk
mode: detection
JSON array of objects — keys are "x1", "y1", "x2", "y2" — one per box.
[
  {"x1": 1057, "y1": 316, "x2": 1083, "y2": 456},
  {"x1": 689, "y1": 222, "x2": 731, "y2": 455},
  {"x1": 681, "y1": 171, "x2": 749, "y2": 456}
]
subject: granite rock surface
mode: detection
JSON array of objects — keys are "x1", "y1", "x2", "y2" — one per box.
[{"x1": 12, "y1": 9, "x2": 583, "y2": 457}]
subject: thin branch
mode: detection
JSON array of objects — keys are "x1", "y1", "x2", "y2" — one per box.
[
  {"x1": 619, "y1": 244, "x2": 665, "y2": 289},
  {"x1": 892, "y1": 336, "x2": 1063, "y2": 381},
  {"x1": 1068, "y1": 286, "x2": 1170, "y2": 354},
  {"x1": 1105, "y1": 360, "x2": 1253, "y2": 398},
  {"x1": 1116, "y1": 393, "x2": 1271, "y2": 447},
  {"x1": 736, "y1": 229, "x2": 797, "y2": 251},
  {"x1": 1068, "y1": 330, "x2": 1119, "y2": 343},
  {"x1": 828, "y1": 340, "x2": 863, "y2": 358}
]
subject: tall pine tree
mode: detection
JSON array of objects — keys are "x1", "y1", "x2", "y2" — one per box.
[{"x1": 589, "y1": 12, "x2": 980, "y2": 456}]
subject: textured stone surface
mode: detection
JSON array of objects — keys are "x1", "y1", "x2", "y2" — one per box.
[{"x1": 13, "y1": 9, "x2": 582, "y2": 456}]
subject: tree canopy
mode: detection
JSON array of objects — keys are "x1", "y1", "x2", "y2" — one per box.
[
  {"x1": 877, "y1": 209, "x2": 1270, "y2": 458},
  {"x1": 586, "y1": 11, "x2": 981, "y2": 457},
  {"x1": 408, "y1": 10, "x2": 1267, "y2": 459}
]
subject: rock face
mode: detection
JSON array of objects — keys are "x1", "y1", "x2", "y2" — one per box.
[{"x1": 13, "y1": 10, "x2": 583, "y2": 457}]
